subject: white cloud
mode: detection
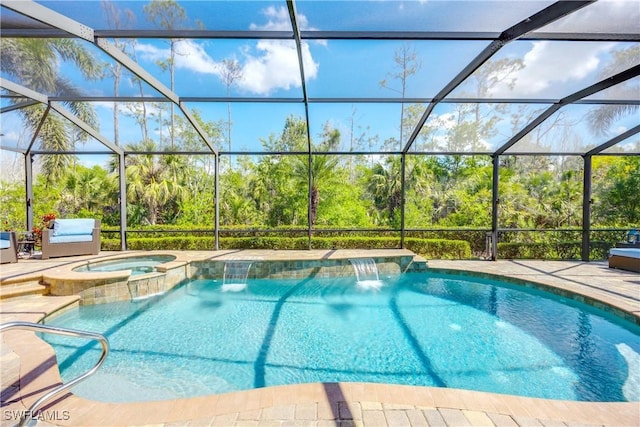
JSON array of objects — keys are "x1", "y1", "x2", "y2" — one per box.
[
  {"x1": 244, "y1": 6, "x2": 319, "y2": 94},
  {"x1": 137, "y1": 41, "x2": 220, "y2": 75},
  {"x1": 0, "y1": 130, "x2": 22, "y2": 145},
  {"x1": 134, "y1": 6, "x2": 318, "y2": 96},
  {"x1": 94, "y1": 100, "x2": 163, "y2": 118},
  {"x1": 542, "y1": 0, "x2": 639, "y2": 34},
  {"x1": 239, "y1": 39, "x2": 318, "y2": 95},
  {"x1": 174, "y1": 40, "x2": 221, "y2": 74},
  {"x1": 615, "y1": 125, "x2": 629, "y2": 135},
  {"x1": 249, "y1": 5, "x2": 292, "y2": 31},
  {"x1": 488, "y1": 41, "x2": 617, "y2": 97},
  {"x1": 135, "y1": 43, "x2": 167, "y2": 63}
]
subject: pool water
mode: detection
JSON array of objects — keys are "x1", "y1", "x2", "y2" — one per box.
[
  {"x1": 43, "y1": 272, "x2": 640, "y2": 403},
  {"x1": 72, "y1": 255, "x2": 176, "y2": 276}
]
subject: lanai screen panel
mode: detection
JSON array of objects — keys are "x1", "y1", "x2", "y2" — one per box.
[
  {"x1": 585, "y1": 76, "x2": 640, "y2": 101},
  {"x1": 304, "y1": 39, "x2": 489, "y2": 99},
  {"x1": 218, "y1": 37, "x2": 304, "y2": 99},
  {"x1": 505, "y1": 103, "x2": 640, "y2": 154},
  {"x1": 410, "y1": 102, "x2": 552, "y2": 154},
  {"x1": 134, "y1": 38, "x2": 305, "y2": 99},
  {"x1": 295, "y1": 0, "x2": 557, "y2": 32},
  {"x1": 0, "y1": 5, "x2": 51, "y2": 30},
  {"x1": 95, "y1": 100, "x2": 217, "y2": 153},
  {"x1": 2, "y1": 0, "x2": 639, "y2": 160},
  {"x1": 0, "y1": 37, "x2": 118, "y2": 97},
  {"x1": 0, "y1": 108, "x2": 38, "y2": 152},
  {"x1": 531, "y1": 0, "x2": 640, "y2": 35},
  {"x1": 30, "y1": 110, "x2": 114, "y2": 153},
  {"x1": 182, "y1": 101, "x2": 307, "y2": 153},
  {"x1": 38, "y1": 1, "x2": 291, "y2": 32},
  {"x1": 308, "y1": 102, "x2": 427, "y2": 152},
  {"x1": 602, "y1": 134, "x2": 640, "y2": 154},
  {"x1": 450, "y1": 41, "x2": 638, "y2": 101}
]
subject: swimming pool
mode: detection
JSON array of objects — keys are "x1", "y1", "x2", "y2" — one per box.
[
  {"x1": 43, "y1": 271, "x2": 640, "y2": 403},
  {"x1": 72, "y1": 255, "x2": 176, "y2": 276}
]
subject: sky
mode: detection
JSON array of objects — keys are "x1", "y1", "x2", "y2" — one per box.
[{"x1": 0, "y1": 0, "x2": 638, "y2": 168}]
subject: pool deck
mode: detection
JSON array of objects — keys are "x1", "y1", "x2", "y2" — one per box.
[{"x1": 1, "y1": 250, "x2": 639, "y2": 427}]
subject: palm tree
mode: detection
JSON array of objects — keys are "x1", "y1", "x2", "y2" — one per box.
[
  {"x1": 59, "y1": 165, "x2": 117, "y2": 217},
  {"x1": 366, "y1": 156, "x2": 403, "y2": 227},
  {"x1": 122, "y1": 140, "x2": 186, "y2": 225},
  {"x1": 292, "y1": 124, "x2": 341, "y2": 228},
  {"x1": 587, "y1": 45, "x2": 639, "y2": 137},
  {"x1": 294, "y1": 154, "x2": 339, "y2": 227},
  {"x1": 1, "y1": 38, "x2": 102, "y2": 182}
]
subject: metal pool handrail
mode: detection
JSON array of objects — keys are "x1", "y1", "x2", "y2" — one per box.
[{"x1": 0, "y1": 321, "x2": 109, "y2": 427}]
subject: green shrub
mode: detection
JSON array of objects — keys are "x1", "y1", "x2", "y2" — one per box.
[
  {"x1": 405, "y1": 238, "x2": 472, "y2": 259},
  {"x1": 222, "y1": 237, "x2": 309, "y2": 250},
  {"x1": 405, "y1": 230, "x2": 487, "y2": 255},
  {"x1": 102, "y1": 235, "x2": 473, "y2": 259},
  {"x1": 311, "y1": 236, "x2": 399, "y2": 249},
  {"x1": 589, "y1": 241, "x2": 612, "y2": 261},
  {"x1": 497, "y1": 241, "x2": 610, "y2": 260}
]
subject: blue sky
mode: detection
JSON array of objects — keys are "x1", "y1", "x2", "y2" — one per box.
[{"x1": 1, "y1": 0, "x2": 638, "y2": 163}]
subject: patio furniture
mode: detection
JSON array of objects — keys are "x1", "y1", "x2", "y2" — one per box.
[
  {"x1": 41, "y1": 219, "x2": 101, "y2": 260},
  {"x1": 0, "y1": 231, "x2": 18, "y2": 264},
  {"x1": 608, "y1": 248, "x2": 640, "y2": 273},
  {"x1": 17, "y1": 231, "x2": 36, "y2": 258}
]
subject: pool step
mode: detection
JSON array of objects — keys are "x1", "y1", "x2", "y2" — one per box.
[{"x1": 0, "y1": 282, "x2": 48, "y2": 300}]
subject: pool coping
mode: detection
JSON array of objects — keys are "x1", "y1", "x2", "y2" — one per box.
[
  {"x1": 1, "y1": 253, "x2": 639, "y2": 426},
  {"x1": 15, "y1": 249, "x2": 424, "y2": 305},
  {"x1": 425, "y1": 266, "x2": 640, "y2": 326}
]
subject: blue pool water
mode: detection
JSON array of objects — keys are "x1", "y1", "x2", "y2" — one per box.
[
  {"x1": 43, "y1": 272, "x2": 640, "y2": 403},
  {"x1": 72, "y1": 255, "x2": 176, "y2": 276}
]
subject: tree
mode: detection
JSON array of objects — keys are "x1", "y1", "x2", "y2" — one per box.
[
  {"x1": 402, "y1": 156, "x2": 435, "y2": 228},
  {"x1": 220, "y1": 58, "x2": 243, "y2": 152},
  {"x1": 101, "y1": 0, "x2": 138, "y2": 146},
  {"x1": 253, "y1": 154, "x2": 306, "y2": 226},
  {"x1": 592, "y1": 156, "x2": 640, "y2": 226},
  {"x1": 0, "y1": 38, "x2": 101, "y2": 182},
  {"x1": 0, "y1": 181, "x2": 27, "y2": 231},
  {"x1": 219, "y1": 158, "x2": 263, "y2": 226},
  {"x1": 251, "y1": 117, "x2": 310, "y2": 226},
  {"x1": 300, "y1": 125, "x2": 341, "y2": 227},
  {"x1": 144, "y1": 0, "x2": 201, "y2": 149},
  {"x1": 118, "y1": 140, "x2": 186, "y2": 225},
  {"x1": 59, "y1": 165, "x2": 117, "y2": 219},
  {"x1": 431, "y1": 57, "x2": 523, "y2": 153},
  {"x1": 379, "y1": 43, "x2": 422, "y2": 149},
  {"x1": 366, "y1": 156, "x2": 403, "y2": 227},
  {"x1": 262, "y1": 115, "x2": 308, "y2": 152},
  {"x1": 587, "y1": 45, "x2": 640, "y2": 137},
  {"x1": 294, "y1": 154, "x2": 339, "y2": 227}
]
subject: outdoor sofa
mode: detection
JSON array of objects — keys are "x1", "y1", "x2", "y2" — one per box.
[
  {"x1": 0, "y1": 231, "x2": 18, "y2": 264},
  {"x1": 608, "y1": 247, "x2": 640, "y2": 273},
  {"x1": 41, "y1": 218, "x2": 101, "y2": 260}
]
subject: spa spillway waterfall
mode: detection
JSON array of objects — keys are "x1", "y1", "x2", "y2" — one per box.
[
  {"x1": 222, "y1": 261, "x2": 253, "y2": 292},
  {"x1": 349, "y1": 258, "x2": 384, "y2": 291}
]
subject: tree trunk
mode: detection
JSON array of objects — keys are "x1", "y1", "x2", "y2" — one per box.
[{"x1": 310, "y1": 186, "x2": 319, "y2": 226}]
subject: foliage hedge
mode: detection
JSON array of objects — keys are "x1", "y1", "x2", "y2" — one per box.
[
  {"x1": 102, "y1": 236, "x2": 472, "y2": 260},
  {"x1": 101, "y1": 229, "x2": 618, "y2": 260},
  {"x1": 405, "y1": 230, "x2": 488, "y2": 256},
  {"x1": 497, "y1": 241, "x2": 611, "y2": 260}
]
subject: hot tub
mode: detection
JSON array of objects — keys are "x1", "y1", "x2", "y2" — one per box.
[{"x1": 73, "y1": 255, "x2": 177, "y2": 276}]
